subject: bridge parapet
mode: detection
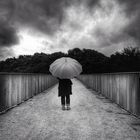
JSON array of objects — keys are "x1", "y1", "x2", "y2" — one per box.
[
  {"x1": 0, "y1": 73, "x2": 58, "y2": 113},
  {"x1": 78, "y1": 72, "x2": 140, "y2": 117}
]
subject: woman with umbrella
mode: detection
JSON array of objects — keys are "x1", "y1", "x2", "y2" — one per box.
[
  {"x1": 49, "y1": 57, "x2": 82, "y2": 110},
  {"x1": 57, "y1": 78, "x2": 72, "y2": 110}
]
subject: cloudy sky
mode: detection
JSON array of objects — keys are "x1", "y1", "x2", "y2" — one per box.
[{"x1": 0, "y1": 0, "x2": 140, "y2": 60}]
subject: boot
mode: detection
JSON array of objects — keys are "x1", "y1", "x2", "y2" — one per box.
[
  {"x1": 66, "y1": 104, "x2": 71, "y2": 110},
  {"x1": 62, "y1": 105, "x2": 65, "y2": 110}
]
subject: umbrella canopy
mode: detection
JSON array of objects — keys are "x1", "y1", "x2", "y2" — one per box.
[{"x1": 49, "y1": 57, "x2": 82, "y2": 79}]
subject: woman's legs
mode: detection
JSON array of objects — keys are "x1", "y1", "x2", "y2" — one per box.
[
  {"x1": 66, "y1": 95, "x2": 71, "y2": 110},
  {"x1": 61, "y1": 95, "x2": 70, "y2": 105},
  {"x1": 66, "y1": 95, "x2": 70, "y2": 105},
  {"x1": 61, "y1": 95, "x2": 71, "y2": 110},
  {"x1": 61, "y1": 96, "x2": 65, "y2": 110},
  {"x1": 61, "y1": 96, "x2": 65, "y2": 105}
]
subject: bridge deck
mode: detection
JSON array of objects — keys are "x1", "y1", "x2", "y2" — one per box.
[{"x1": 0, "y1": 79, "x2": 140, "y2": 140}]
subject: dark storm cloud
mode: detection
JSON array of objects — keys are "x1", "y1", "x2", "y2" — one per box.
[
  {"x1": 0, "y1": 0, "x2": 99, "y2": 47},
  {"x1": 10, "y1": 0, "x2": 99, "y2": 34},
  {"x1": 10, "y1": 0, "x2": 70, "y2": 34},
  {"x1": 0, "y1": 22, "x2": 18, "y2": 60},
  {"x1": 0, "y1": 0, "x2": 72, "y2": 58},
  {"x1": 0, "y1": 0, "x2": 73, "y2": 45},
  {"x1": 0, "y1": 0, "x2": 18, "y2": 59},
  {"x1": 86, "y1": 0, "x2": 100, "y2": 8},
  {"x1": 118, "y1": 0, "x2": 140, "y2": 41},
  {"x1": 94, "y1": 27, "x2": 125, "y2": 47},
  {"x1": 118, "y1": 0, "x2": 140, "y2": 14},
  {"x1": 0, "y1": 0, "x2": 101, "y2": 37},
  {"x1": 0, "y1": 0, "x2": 18, "y2": 47},
  {"x1": 1, "y1": 0, "x2": 140, "y2": 59},
  {"x1": 0, "y1": 22, "x2": 18, "y2": 47}
]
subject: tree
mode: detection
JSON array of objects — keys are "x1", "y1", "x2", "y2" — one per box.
[{"x1": 109, "y1": 47, "x2": 140, "y2": 72}]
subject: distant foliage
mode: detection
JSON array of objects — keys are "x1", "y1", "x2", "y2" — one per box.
[
  {"x1": 68, "y1": 48, "x2": 108, "y2": 73},
  {"x1": 109, "y1": 47, "x2": 140, "y2": 72},
  {"x1": 0, "y1": 52, "x2": 66, "y2": 73},
  {"x1": 0, "y1": 47, "x2": 140, "y2": 74}
]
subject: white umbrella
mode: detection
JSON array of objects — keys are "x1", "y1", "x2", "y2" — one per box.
[{"x1": 49, "y1": 57, "x2": 82, "y2": 79}]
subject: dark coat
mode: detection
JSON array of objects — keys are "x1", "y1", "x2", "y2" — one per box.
[{"x1": 58, "y1": 79, "x2": 72, "y2": 97}]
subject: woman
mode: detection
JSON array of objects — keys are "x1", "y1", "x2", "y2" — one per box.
[{"x1": 58, "y1": 78, "x2": 73, "y2": 110}]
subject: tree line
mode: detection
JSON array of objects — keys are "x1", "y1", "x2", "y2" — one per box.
[{"x1": 0, "y1": 47, "x2": 140, "y2": 74}]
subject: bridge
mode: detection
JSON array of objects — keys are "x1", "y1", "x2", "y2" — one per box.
[{"x1": 0, "y1": 78, "x2": 140, "y2": 140}]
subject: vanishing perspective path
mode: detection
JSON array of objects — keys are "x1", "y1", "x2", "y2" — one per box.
[{"x1": 0, "y1": 79, "x2": 140, "y2": 140}]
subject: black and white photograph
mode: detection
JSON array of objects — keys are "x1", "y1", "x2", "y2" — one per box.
[{"x1": 0, "y1": 0, "x2": 140, "y2": 139}]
